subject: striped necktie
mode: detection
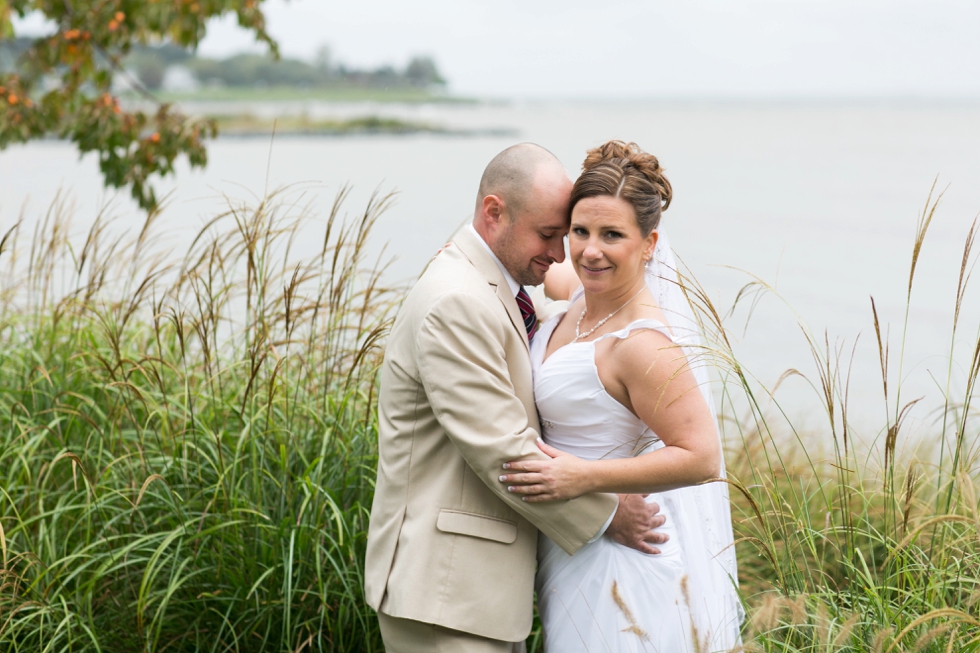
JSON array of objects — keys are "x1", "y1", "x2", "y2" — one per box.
[{"x1": 515, "y1": 287, "x2": 538, "y2": 342}]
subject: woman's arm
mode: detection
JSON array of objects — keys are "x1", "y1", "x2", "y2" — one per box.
[
  {"x1": 499, "y1": 331, "x2": 721, "y2": 500},
  {"x1": 543, "y1": 259, "x2": 579, "y2": 301}
]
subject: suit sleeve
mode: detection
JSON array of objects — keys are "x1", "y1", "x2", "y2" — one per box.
[{"x1": 416, "y1": 291, "x2": 618, "y2": 555}]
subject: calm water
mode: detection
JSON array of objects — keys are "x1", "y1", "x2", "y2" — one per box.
[{"x1": 3, "y1": 98, "x2": 980, "y2": 441}]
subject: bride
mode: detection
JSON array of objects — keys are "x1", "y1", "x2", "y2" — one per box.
[{"x1": 498, "y1": 141, "x2": 743, "y2": 652}]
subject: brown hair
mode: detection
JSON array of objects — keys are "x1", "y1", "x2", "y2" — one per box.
[{"x1": 570, "y1": 140, "x2": 672, "y2": 236}]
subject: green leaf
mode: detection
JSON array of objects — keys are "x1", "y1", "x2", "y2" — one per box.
[{"x1": 0, "y1": 1, "x2": 13, "y2": 39}]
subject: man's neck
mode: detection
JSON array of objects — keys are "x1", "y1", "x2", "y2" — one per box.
[{"x1": 467, "y1": 224, "x2": 520, "y2": 296}]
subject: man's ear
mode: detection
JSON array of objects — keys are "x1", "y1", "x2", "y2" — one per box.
[{"x1": 481, "y1": 194, "x2": 506, "y2": 231}]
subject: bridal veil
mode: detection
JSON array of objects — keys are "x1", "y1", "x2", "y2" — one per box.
[{"x1": 646, "y1": 231, "x2": 744, "y2": 650}]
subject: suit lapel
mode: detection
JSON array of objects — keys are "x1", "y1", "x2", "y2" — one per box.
[{"x1": 453, "y1": 228, "x2": 530, "y2": 355}]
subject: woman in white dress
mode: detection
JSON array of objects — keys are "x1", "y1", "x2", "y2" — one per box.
[{"x1": 498, "y1": 141, "x2": 742, "y2": 652}]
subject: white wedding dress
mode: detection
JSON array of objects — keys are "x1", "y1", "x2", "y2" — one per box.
[{"x1": 531, "y1": 235, "x2": 743, "y2": 653}]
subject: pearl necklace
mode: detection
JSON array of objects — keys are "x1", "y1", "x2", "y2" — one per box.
[{"x1": 573, "y1": 287, "x2": 646, "y2": 342}]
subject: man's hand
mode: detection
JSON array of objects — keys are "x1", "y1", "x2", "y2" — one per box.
[{"x1": 605, "y1": 494, "x2": 668, "y2": 555}]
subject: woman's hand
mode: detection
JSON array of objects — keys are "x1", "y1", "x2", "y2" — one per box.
[{"x1": 498, "y1": 439, "x2": 593, "y2": 501}]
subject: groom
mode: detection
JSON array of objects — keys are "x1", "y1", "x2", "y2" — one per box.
[{"x1": 364, "y1": 143, "x2": 667, "y2": 652}]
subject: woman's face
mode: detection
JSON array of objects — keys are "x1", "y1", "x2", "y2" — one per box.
[{"x1": 569, "y1": 195, "x2": 657, "y2": 295}]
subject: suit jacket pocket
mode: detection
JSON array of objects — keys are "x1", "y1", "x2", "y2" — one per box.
[{"x1": 436, "y1": 509, "x2": 518, "y2": 544}]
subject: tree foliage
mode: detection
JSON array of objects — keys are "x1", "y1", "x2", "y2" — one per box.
[{"x1": 0, "y1": 0, "x2": 277, "y2": 210}]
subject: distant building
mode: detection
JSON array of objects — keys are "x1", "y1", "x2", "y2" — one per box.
[
  {"x1": 111, "y1": 69, "x2": 141, "y2": 94},
  {"x1": 162, "y1": 66, "x2": 200, "y2": 93}
]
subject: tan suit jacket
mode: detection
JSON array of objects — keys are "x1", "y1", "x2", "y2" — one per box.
[{"x1": 364, "y1": 227, "x2": 618, "y2": 642}]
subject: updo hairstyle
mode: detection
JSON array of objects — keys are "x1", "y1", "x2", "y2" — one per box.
[{"x1": 570, "y1": 140, "x2": 672, "y2": 237}]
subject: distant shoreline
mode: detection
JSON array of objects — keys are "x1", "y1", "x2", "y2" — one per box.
[
  {"x1": 210, "y1": 114, "x2": 517, "y2": 138},
  {"x1": 145, "y1": 86, "x2": 477, "y2": 105}
]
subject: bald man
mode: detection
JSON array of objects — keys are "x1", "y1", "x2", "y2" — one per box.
[{"x1": 364, "y1": 144, "x2": 665, "y2": 652}]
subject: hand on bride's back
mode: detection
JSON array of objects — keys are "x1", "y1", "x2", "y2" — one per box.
[{"x1": 605, "y1": 493, "x2": 668, "y2": 555}]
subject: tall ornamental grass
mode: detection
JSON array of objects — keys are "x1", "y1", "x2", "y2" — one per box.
[
  {"x1": 0, "y1": 187, "x2": 398, "y2": 652},
  {"x1": 1, "y1": 183, "x2": 979, "y2": 652},
  {"x1": 690, "y1": 183, "x2": 980, "y2": 652}
]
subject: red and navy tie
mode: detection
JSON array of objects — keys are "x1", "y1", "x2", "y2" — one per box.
[{"x1": 516, "y1": 287, "x2": 538, "y2": 342}]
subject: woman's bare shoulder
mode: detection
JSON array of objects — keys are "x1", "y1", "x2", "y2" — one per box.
[
  {"x1": 613, "y1": 324, "x2": 675, "y2": 353},
  {"x1": 631, "y1": 295, "x2": 672, "y2": 329},
  {"x1": 609, "y1": 326, "x2": 688, "y2": 382}
]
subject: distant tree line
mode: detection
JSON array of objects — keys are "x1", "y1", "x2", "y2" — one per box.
[{"x1": 125, "y1": 43, "x2": 445, "y2": 91}]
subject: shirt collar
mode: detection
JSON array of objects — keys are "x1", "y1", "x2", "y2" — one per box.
[{"x1": 468, "y1": 224, "x2": 521, "y2": 297}]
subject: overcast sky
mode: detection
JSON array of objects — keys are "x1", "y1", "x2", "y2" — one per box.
[{"x1": 16, "y1": 0, "x2": 980, "y2": 97}]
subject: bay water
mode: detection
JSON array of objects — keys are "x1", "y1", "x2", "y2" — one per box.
[{"x1": 2, "y1": 98, "x2": 980, "y2": 446}]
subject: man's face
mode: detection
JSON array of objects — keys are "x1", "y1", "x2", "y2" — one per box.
[{"x1": 492, "y1": 171, "x2": 571, "y2": 286}]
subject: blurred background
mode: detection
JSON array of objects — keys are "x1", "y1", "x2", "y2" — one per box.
[{"x1": 3, "y1": 0, "x2": 980, "y2": 439}]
